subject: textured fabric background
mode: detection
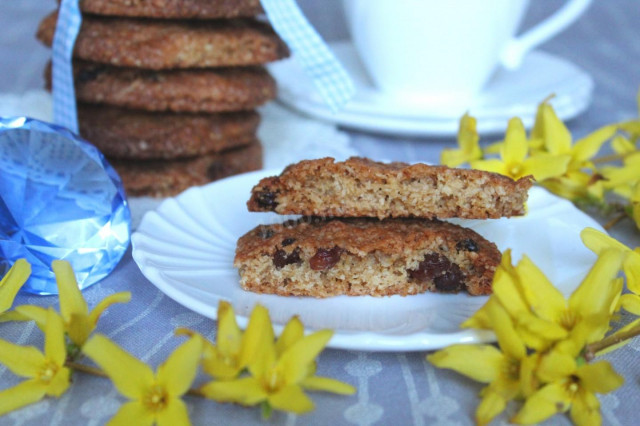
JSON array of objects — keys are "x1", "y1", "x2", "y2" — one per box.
[{"x1": 1, "y1": 1, "x2": 640, "y2": 425}]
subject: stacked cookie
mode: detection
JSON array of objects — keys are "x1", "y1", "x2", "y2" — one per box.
[
  {"x1": 36, "y1": 0, "x2": 289, "y2": 196},
  {"x1": 234, "y1": 157, "x2": 534, "y2": 298}
]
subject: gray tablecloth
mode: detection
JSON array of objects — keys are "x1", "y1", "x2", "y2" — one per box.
[{"x1": 1, "y1": 1, "x2": 640, "y2": 425}]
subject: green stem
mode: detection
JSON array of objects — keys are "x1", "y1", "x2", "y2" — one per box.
[
  {"x1": 584, "y1": 323, "x2": 640, "y2": 361},
  {"x1": 603, "y1": 212, "x2": 628, "y2": 230},
  {"x1": 65, "y1": 361, "x2": 108, "y2": 378}
]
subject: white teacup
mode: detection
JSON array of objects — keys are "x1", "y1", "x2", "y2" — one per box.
[{"x1": 342, "y1": 0, "x2": 592, "y2": 106}]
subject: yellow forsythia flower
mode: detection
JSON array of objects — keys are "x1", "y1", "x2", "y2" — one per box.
[
  {"x1": 0, "y1": 309, "x2": 71, "y2": 415},
  {"x1": 471, "y1": 117, "x2": 570, "y2": 181},
  {"x1": 199, "y1": 304, "x2": 355, "y2": 416},
  {"x1": 512, "y1": 350, "x2": 623, "y2": 425},
  {"x1": 83, "y1": 334, "x2": 202, "y2": 426}
]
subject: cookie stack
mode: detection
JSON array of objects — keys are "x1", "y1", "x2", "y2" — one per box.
[
  {"x1": 36, "y1": 0, "x2": 289, "y2": 197},
  {"x1": 234, "y1": 157, "x2": 534, "y2": 298}
]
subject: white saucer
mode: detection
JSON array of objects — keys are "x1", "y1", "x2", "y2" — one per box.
[{"x1": 268, "y1": 41, "x2": 594, "y2": 137}]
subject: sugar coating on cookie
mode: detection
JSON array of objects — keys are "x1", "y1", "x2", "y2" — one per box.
[
  {"x1": 49, "y1": 61, "x2": 276, "y2": 113},
  {"x1": 78, "y1": 0, "x2": 263, "y2": 19},
  {"x1": 37, "y1": 13, "x2": 289, "y2": 69},
  {"x1": 248, "y1": 157, "x2": 533, "y2": 219},
  {"x1": 234, "y1": 218, "x2": 501, "y2": 297}
]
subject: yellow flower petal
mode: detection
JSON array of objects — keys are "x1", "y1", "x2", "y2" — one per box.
[
  {"x1": 156, "y1": 337, "x2": 202, "y2": 397},
  {"x1": 268, "y1": 385, "x2": 314, "y2": 414},
  {"x1": 441, "y1": 113, "x2": 482, "y2": 167},
  {"x1": 13, "y1": 305, "x2": 48, "y2": 330},
  {"x1": 0, "y1": 379, "x2": 47, "y2": 416},
  {"x1": 66, "y1": 312, "x2": 93, "y2": 347},
  {"x1": 157, "y1": 398, "x2": 191, "y2": 426},
  {"x1": 52, "y1": 260, "x2": 89, "y2": 321},
  {"x1": 301, "y1": 376, "x2": 355, "y2": 395},
  {"x1": 82, "y1": 334, "x2": 154, "y2": 400},
  {"x1": 537, "y1": 350, "x2": 576, "y2": 383},
  {"x1": 512, "y1": 382, "x2": 571, "y2": 424},
  {"x1": 276, "y1": 316, "x2": 305, "y2": 356},
  {"x1": 576, "y1": 362, "x2": 624, "y2": 394},
  {"x1": 0, "y1": 259, "x2": 31, "y2": 313},
  {"x1": 46, "y1": 366, "x2": 71, "y2": 397},
  {"x1": 485, "y1": 298, "x2": 525, "y2": 360},
  {"x1": 0, "y1": 338, "x2": 45, "y2": 378},
  {"x1": 88, "y1": 292, "x2": 131, "y2": 326},
  {"x1": 571, "y1": 125, "x2": 617, "y2": 166},
  {"x1": 460, "y1": 301, "x2": 491, "y2": 329},
  {"x1": 240, "y1": 304, "x2": 275, "y2": 373},
  {"x1": 621, "y1": 293, "x2": 640, "y2": 315},
  {"x1": 570, "y1": 390, "x2": 601, "y2": 426},
  {"x1": 427, "y1": 344, "x2": 502, "y2": 383},
  {"x1": 107, "y1": 401, "x2": 154, "y2": 426},
  {"x1": 44, "y1": 309, "x2": 67, "y2": 366},
  {"x1": 216, "y1": 301, "x2": 242, "y2": 358},
  {"x1": 520, "y1": 153, "x2": 570, "y2": 181},
  {"x1": 279, "y1": 330, "x2": 332, "y2": 385},
  {"x1": 623, "y1": 251, "x2": 640, "y2": 294},
  {"x1": 515, "y1": 255, "x2": 566, "y2": 323},
  {"x1": 519, "y1": 353, "x2": 540, "y2": 398},
  {"x1": 569, "y1": 249, "x2": 624, "y2": 317},
  {"x1": 200, "y1": 377, "x2": 266, "y2": 405},
  {"x1": 580, "y1": 227, "x2": 628, "y2": 254},
  {"x1": 470, "y1": 158, "x2": 509, "y2": 176},
  {"x1": 541, "y1": 103, "x2": 572, "y2": 155},
  {"x1": 475, "y1": 389, "x2": 506, "y2": 426},
  {"x1": 502, "y1": 117, "x2": 528, "y2": 166}
]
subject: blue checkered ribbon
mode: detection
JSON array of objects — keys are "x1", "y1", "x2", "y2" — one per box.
[
  {"x1": 51, "y1": 0, "x2": 82, "y2": 133},
  {"x1": 260, "y1": 0, "x2": 355, "y2": 112}
]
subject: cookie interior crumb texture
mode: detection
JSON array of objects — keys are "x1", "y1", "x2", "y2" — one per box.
[
  {"x1": 247, "y1": 157, "x2": 534, "y2": 219},
  {"x1": 234, "y1": 218, "x2": 501, "y2": 298}
]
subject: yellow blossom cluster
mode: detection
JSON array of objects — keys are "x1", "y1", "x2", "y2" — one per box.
[
  {"x1": 441, "y1": 92, "x2": 640, "y2": 230},
  {"x1": 428, "y1": 228, "x2": 640, "y2": 425},
  {"x1": 0, "y1": 261, "x2": 354, "y2": 424}
]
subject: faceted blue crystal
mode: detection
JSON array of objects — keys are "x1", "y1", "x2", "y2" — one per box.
[{"x1": 0, "y1": 117, "x2": 131, "y2": 295}]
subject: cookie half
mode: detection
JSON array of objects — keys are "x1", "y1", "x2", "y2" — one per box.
[
  {"x1": 77, "y1": 0, "x2": 263, "y2": 19},
  {"x1": 38, "y1": 12, "x2": 289, "y2": 69},
  {"x1": 78, "y1": 104, "x2": 259, "y2": 159},
  {"x1": 47, "y1": 61, "x2": 276, "y2": 112},
  {"x1": 234, "y1": 218, "x2": 501, "y2": 297},
  {"x1": 112, "y1": 141, "x2": 262, "y2": 197},
  {"x1": 248, "y1": 157, "x2": 533, "y2": 219}
]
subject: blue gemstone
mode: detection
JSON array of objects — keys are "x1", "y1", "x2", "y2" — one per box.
[{"x1": 0, "y1": 117, "x2": 131, "y2": 295}]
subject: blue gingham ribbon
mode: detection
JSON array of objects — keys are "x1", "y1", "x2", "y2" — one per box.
[
  {"x1": 51, "y1": 0, "x2": 81, "y2": 133},
  {"x1": 260, "y1": 0, "x2": 355, "y2": 112}
]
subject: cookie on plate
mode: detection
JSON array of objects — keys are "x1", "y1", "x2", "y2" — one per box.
[
  {"x1": 76, "y1": 0, "x2": 263, "y2": 19},
  {"x1": 234, "y1": 217, "x2": 501, "y2": 297},
  {"x1": 37, "y1": 12, "x2": 289, "y2": 69},
  {"x1": 47, "y1": 61, "x2": 276, "y2": 112},
  {"x1": 112, "y1": 140, "x2": 262, "y2": 197},
  {"x1": 248, "y1": 157, "x2": 533, "y2": 219},
  {"x1": 78, "y1": 104, "x2": 259, "y2": 159}
]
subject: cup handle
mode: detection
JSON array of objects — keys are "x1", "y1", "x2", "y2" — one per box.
[{"x1": 500, "y1": 0, "x2": 593, "y2": 69}]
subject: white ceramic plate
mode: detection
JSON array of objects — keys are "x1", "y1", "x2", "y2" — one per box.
[
  {"x1": 132, "y1": 169, "x2": 604, "y2": 351},
  {"x1": 268, "y1": 41, "x2": 594, "y2": 137}
]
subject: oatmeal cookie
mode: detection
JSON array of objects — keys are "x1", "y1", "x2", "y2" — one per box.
[
  {"x1": 78, "y1": 104, "x2": 259, "y2": 159},
  {"x1": 46, "y1": 61, "x2": 276, "y2": 112},
  {"x1": 234, "y1": 217, "x2": 500, "y2": 297},
  {"x1": 248, "y1": 157, "x2": 533, "y2": 219},
  {"x1": 37, "y1": 12, "x2": 289, "y2": 69},
  {"x1": 77, "y1": 0, "x2": 263, "y2": 19}
]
